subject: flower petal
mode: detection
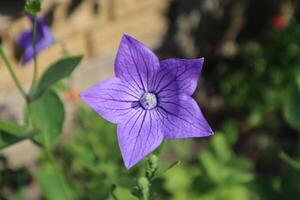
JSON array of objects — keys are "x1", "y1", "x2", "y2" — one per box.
[
  {"x1": 35, "y1": 26, "x2": 54, "y2": 51},
  {"x1": 16, "y1": 30, "x2": 33, "y2": 50},
  {"x1": 80, "y1": 78, "x2": 142, "y2": 124},
  {"x1": 21, "y1": 27, "x2": 54, "y2": 64},
  {"x1": 157, "y1": 95, "x2": 213, "y2": 139},
  {"x1": 16, "y1": 15, "x2": 54, "y2": 65},
  {"x1": 115, "y1": 34, "x2": 160, "y2": 92},
  {"x1": 117, "y1": 110, "x2": 163, "y2": 168},
  {"x1": 155, "y1": 58, "x2": 204, "y2": 96}
]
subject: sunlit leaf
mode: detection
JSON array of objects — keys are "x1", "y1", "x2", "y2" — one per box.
[
  {"x1": 283, "y1": 85, "x2": 300, "y2": 131},
  {"x1": 34, "y1": 169, "x2": 68, "y2": 200},
  {"x1": 0, "y1": 120, "x2": 34, "y2": 149},
  {"x1": 0, "y1": 120, "x2": 24, "y2": 135},
  {"x1": 198, "y1": 151, "x2": 223, "y2": 183},
  {"x1": 164, "y1": 166, "x2": 193, "y2": 200},
  {"x1": 109, "y1": 186, "x2": 138, "y2": 200},
  {"x1": 210, "y1": 133, "x2": 232, "y2": 163},
  {"x1": 28, "y1": 89, "x2": 65, "y2": 145},
  {"x1": 32, "y1": 55, "x2": 83, "y2": 100}
]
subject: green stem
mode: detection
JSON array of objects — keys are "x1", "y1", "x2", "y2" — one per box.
[
  {"x1": 0, "y1": 46, "x2": 28, "y2": 101},
  {"x1": 137, "y1": 155, "x2": 159, "y2": 200},
  {"x1": 42, "y1": 130, "x2": 70, "y2": 199},
  {"x1": 142, "y1": 188, "x2": 149, "y2": 200},
  {"x1": 28, "y1": 16, "x2": 69, "y2": 198},
  {"x1": 139, "y1": 177, "x2": 150, "y2": 200},
  {"x1": 110, "y1": 185, "x2": 119, "y2": 200},
  {"x1": 30, "y1": 15, "x2": 38, "y2": 92}
]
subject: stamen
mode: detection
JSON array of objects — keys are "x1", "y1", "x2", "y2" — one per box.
[{"x1": 140, "y1": 92, "x2": 157, "y2": 110}]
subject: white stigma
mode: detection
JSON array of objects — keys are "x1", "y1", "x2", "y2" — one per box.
[{"x1": 140, "y1": 92, "x2": 157, "y2": 110}]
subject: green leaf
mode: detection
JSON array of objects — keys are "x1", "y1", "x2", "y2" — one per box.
[
  {"x1": 210, "y1": 133, "x2": 232, "y2": 163},
  {"x1": 222, "y1": 120, "x2": 238, "y2": 146},
  {"x1": 0, "y1": 130, "x2": 24, "y2": 149},
  {"x1": 198, "y1": 151, "x2": 223, "y2": 183},
  {"x1": 283, "y1": 85, "x2": 300, "y2": 131},
  {"x1": 223, "y1": 168, "x2": 253, "y2": 184},
  {"x1": 296, "y1": 72, "x2": 300, "y2": 91},
  {"x1": 279, "y1": 151, "x2": 300, "y2": 170},
  {"x1": 32, "y1": 56, "x2": 83, "y2": 100},
  {"x1": 28, "y1": 90, "x2": 65, "y2": 146},
  {"x1": 228, "y1": 156, "x2": 254, "y2": 170},
  {"x1": 0, "y1": 120, "x2": 24, "y2": 136},
  {"x1": 154, "y1": 161, "x2": 181, "y2": 180},
  {"x1": 0, "y1": 120, "x2": 34, "y2": 149},
  {"x1": 215, "y1": 185, "x2": 250, "y2": 200},
  {"x1": 25, "y1": 0, "x2": 41, "y2": 15},
  {"x1": 109, "y1": 186, "x2": 138, "y2": 200},
  {"x1": 164, "y1": 166, "x2": 193, "y2": 199},
  {"x1": 34, "y1": 169, "x2": 68, "y2": 200}
]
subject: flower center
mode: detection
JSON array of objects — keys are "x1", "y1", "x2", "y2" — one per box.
[{"x1": 140, "y1": 92, "x2": 157, "y2": 110}]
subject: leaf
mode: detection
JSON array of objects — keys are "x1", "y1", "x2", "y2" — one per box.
[
  {"x1": 164, "y1": 166, "x2": 195, "y2": 200},
  {"x1": 283, "y1": 85, "x2": 300, "y2": 131},
  {"x1": 0, "y1": 120, "x2": 24, "y2": 137},
  {"x1": 28, "y1": 90, "x2": 65, "y2": 146},
  {"x1": 0, "y1": 120, "x2": 34, "y2": 149},
  {"x1": 279, "y1": 151, "x2": 300, "y2": 170},
  {"x1": 154, "y1": 161, "x2": 181, "y2": 180},
  {"x1": 296, "y1": 72, "x2": 300, "y2": 91},
  {"x1": 198, "y1": 151, "x2": 223, "y2": 183},
  {"x1": 32, "y1": 56, "x2": 83, "y2": 100},
  {"x1": 25, "y1": 0, "x2": 41, "y2": 15},
  {"x1": 87, "y1": 180, "x2": 113, "y2": 200},
  {"x1": 215, "y1": 185, "x2": 249, "y2": 200},
  {"x1": 109, "y1": 186, "x2": 138, "y2": 200},
  {"x1": 228, "y1": 156, "x2": 254, "y2": 170},
  {"x1": 222, "y1": 120, "x2": 238, "y2": 146},
  {"x1": 223, "y1": 168, "x2": 254, "y2": 184},
  {"x1": 210, "y1": 133, "x2": 232, "y2": 163},
  {"x1": 0, "y1": 130, "x2": 23, "y2": 149},
  {"x1": 34, "y1": 169, "x2": 68, "y2": 200}
]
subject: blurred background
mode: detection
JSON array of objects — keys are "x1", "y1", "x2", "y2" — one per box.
[{"x1": 1, "y1": 0, "x2": 300, "y2": 199}]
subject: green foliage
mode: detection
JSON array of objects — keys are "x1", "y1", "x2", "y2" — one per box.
[
  {"x1": 0, "y1": 120, "x2": 35, "y2": 149},
  {"x1": 284, "y1": 85, "x2": 300, "y2": 131},
  {"x1": 195, "y1": 133, "x2": 253, "y2": 199},
  {"x1": 279, "y1": 152, "x2": 300, "y2": 171},
  {"x1": 34, "y1": 169, "x2": 68, "y2": 200},
  {"x1": 110, "y1": 186, "x2": 139, "y2": 200},
  {"x1": 32, "y1": 56, "x2": 83, "y2": 100},
  {"x1": 2, "y1": 2, "x2": 300, "y2": 199},
  {"x1": 36, "y1": 107, "x2": 129, "y2": 199},
  {"x1": 164, "y1": 166, "x2": 194, "y2": 200},
  {"x1": 28, "y1": 89, "x2": 65, "y2": 146},
  {"x1": 25, "y1": 0, "x2": 41, "y2": 15},
  {"x1": 218, "y1": 20, "x2": 300, "y2": 133}
]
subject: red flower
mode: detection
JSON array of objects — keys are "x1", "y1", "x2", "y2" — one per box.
[
  {"x1": 65, "y1": 86, "x2": 80, "y2": 103},
  {"x1": 270, "y1": 15, "x2": 288, "y2": 30}
]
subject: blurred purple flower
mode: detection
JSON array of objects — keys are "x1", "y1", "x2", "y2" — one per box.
[
  {"x1": 16, "y1": 14, "x2": 54, "y2": 65},
  {"x1": 81, "y1": 34, "x2": 213, "y2": 168}
]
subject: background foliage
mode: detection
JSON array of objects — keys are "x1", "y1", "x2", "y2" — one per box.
[{"x1": 1, "y1": 0, "x2": 300, "y2": 199}]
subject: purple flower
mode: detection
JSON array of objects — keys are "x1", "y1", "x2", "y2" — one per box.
[
  {"x1": 81, "y1": 34, "x2": 213, "y2": 168},
  {"x1": 16, "y1": 14, "x2": 54, "y2": 65}
]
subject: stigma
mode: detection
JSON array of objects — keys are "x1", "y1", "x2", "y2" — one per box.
[{"x1": 140, "y1": 92, "x2": 157, "y2": 110}]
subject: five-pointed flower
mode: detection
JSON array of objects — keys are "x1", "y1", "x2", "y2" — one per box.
[
  {"x1": 16, "y1": 14, "x2": 54, "y2": 65},
  {"x1": 81, "y1": 34, "x2": 213, "y2": 169}
]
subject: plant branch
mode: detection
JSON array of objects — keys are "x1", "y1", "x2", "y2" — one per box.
[
  {"x1": 0, "y1": 46, "x2": 28, "y2": 101},
  {"x1": 30, "y1": 15, "x2": 38, "y2": 92},
  {"x1": 42, "y1": 131, "x2": 71, "y2": 199}
]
